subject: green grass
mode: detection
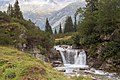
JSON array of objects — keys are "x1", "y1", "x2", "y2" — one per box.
[{"x1": 0, "y1": 46, "x2": 67, "y2": 80}]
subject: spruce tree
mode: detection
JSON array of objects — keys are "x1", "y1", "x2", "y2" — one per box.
[
  {"x1": 64, "y1": 16, "x2": 73, "y2": 33},
  {"x1": 7, "y1": 4, "x2": 11, "y2": 16},
  {"x1": 59, "y1": 23, "x2": 62, "y2": 33},
  {"x1": 7, "y1": 4, "x2": 14, "y2": 17},
  {"x1": 74, "y1": 12, "x2": 77, "y2": 32},
  {"x1": 14, "y1": 0, "x2": 23, "y2": 19},
  {"x1": 45, "y1": 18, "x2": 53, "y2": 34},
  {"x1": 54, "y1": 29, "x2": 57, "y2": 34},
  {"x1": 10, "y1": 5, "x2": 14, "y2": 17}
]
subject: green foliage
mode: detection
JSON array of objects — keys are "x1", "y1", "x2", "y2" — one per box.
[
  {"x1": 0, "y1": 46, "x2": 68, "y2": 80},
  {"x1": 37, "y1": 45, "x2": 47, "y2": 55},
  {"x1": 96, "y1": 0, "x2": 120, "y2": 35},
  {"x1": 0, "y1": 23, "x2": 26, "y2": 46},
  {"x1": 54, "y1": 29, "x2": 57, "y2": 34},
  {"x1": 45, "y1": 18, "x2": 53, "y2": 34},
  {"x1": 14, "y1": 0, "x2": 23, "y2": 19},
  {"x1": 72, "y1": 32, "x2": 81, "y2": 46},
  {"x1": 0, "y1": 11, "x2": 11, "y2": 23},
  {"x1": 104, "y1": 41, "x2": 120, "y2": 59},
  {"x1": 7, "y1": 0, "x2": 23, "y2": 19},
  {"x1": 77, "y1": 0, "x2": 120, "y2": 45},
  {"x1": 0, "y1": 10, "x2": 54, "y2": 53},
  {"x1": 64, "y1": 16, "x2": 74, "y2": 33},
  {"x1": 59, "y1": 23, "x2": 63, "y2": 33},
  {"x1": 74, "y1": 0, "x2": 120, "y2": 72}
]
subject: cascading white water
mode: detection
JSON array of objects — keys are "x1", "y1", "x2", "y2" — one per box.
[
  {"x1": 54, "y1": 45, "x2": 119, "y2": 80},
  {"x1": 54, "y1": 45, "x2": 89, "y2": 73},
  {"x1": 75, "y1": 50, "x2": 86, "y2": 65},
  {"x1": 59, "y1": 50, "x2": 67, "y2": 64}
]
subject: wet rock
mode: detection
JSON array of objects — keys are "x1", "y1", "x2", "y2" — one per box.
[
  {"x1": 51, "y1": 61, "x2": 62, "y2": 67},
  {"x1": 48, "y1": 49, "x2": 62, "y2": 62}
]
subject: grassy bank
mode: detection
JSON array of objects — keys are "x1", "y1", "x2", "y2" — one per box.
[
  {"x1": 0, "y1": 46, "x2": 67, "y2": 80},
  {"x1": 0, "y1": 46, "x2": 93, "y2": 80}
]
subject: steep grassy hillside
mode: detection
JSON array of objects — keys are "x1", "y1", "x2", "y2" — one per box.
[
  {"x1": 0, "y1": 11, "x2": 54, "y2": 55},
  {"x1": 0, "y1": 46, "x2": 67, "y2": 80}
]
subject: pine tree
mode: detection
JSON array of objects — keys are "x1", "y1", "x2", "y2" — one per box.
[
  {"x1": 59, "y1": 23, "x2": 62, "y2": 33},
  {"x1": 14, "y1": 0, "x2": 23, "y2": 19},
  {"x1": 7, "y1": 4, "x2": 14, "y2": 17},
  {"x1": 7, "y1": 4, "x2": 11, "y2": 16},
  {"x1": 86, "y1": 0, "x2": 98, "y2": 12},
  {"x1": 64, "y1": 16, "x2": 74, "y2": 33},
  {"x1": 74, "y1": 12, "x2": 77, "y2": 32},
  {"x1": 10, "y1": 5, "x2": 14, "y2": 17},
  {"x1": 45, "y1": 18, "x2": 53, "y2": 34},
  {"x1": 54, "y1": 29, "x2": 57, "y2": 34}
]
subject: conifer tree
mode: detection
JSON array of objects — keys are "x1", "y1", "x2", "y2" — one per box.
[
  {"x1": 59, "y1": 23, "x2": 62, "y2": 33},
  {"x1": 7, "y1": 4, "x2": 11, "y2": 16},
  {"x1": 14, "y1": 0, "x2": 23, "y2": 19},
  {"x1": 54, "y1": 29, "x2": 57, "y2": 34},
  {"x1": 45, "y1": 18, "x2": 53, "y2": 34},
  {"x1": 74, "y1": 12, "x2": 78, "y2": 32},
  {"x1": 7, "y1": 4, "x2": 14, "y2": 17},
  {"x1": 10, "y1": 5, "x2": 14, "y2": 17},
  {"x1": 64, "y1": 16, "x2": 73, "y2": 33}
]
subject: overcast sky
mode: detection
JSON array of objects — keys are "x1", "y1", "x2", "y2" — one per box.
[{"x1": 0, "y1": 0, "x2": 85, "y2": 13}]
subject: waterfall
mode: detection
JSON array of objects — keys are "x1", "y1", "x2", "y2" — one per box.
[
  {"x1": 75, "y1": 50, "x2": 86, "y2": 65},
  {"x1": 59, "y1": 50, "x2": 67, "y2": 64},
  {"x1": 54, "y1": 45, "x2": 119, "y2": 79},
  {"x1": 54, "y1": 45, "x2": 89, "y2": 73}
]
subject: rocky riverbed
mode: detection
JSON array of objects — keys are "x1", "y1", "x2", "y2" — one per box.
[
  {"x1": 52, "y1": 45, "x2": 120, "y2": 80},
  {"x1": 54, "y1": 67, "x2": 120, "y2": 80}
]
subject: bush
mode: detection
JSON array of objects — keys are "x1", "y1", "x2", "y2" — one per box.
[
  {"x1": 37, "y1": 45, "x2": 47, "y2": 55},
  {"x1": 104, "y1": 41, "x2": 120, "y2": 59}
]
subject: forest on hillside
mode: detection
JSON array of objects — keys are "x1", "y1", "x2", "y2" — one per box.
[{"x1": 55, "y1": 0, "x2": 120, "y2": 74}]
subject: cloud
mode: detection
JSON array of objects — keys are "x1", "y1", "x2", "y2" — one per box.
[{"x1": 0, "y1": 0, "x2": 85, "y2": 15}]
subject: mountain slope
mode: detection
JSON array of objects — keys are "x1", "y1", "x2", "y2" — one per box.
[
  {"x1": 0, "y1": 0, "x2": 75, "y2": 15},
  {"x1": 0, "y1": 0, "x2": 85, "y2": 30},
  {"x1": 24, "y1": 2, "x2": 84, "y2": 30},
  {"x1": 0, "y1": 46, "x2": 67, "y2": 80}
]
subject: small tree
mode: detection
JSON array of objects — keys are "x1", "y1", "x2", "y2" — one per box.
[
  {"x1": 14, "y1": 0, "x2": 23, "y2": 19},
  {"x1": 59, "y1": 23, "x2": 62, "y2": 33},
  {"x1": 7, "y1": 4, "x2": 11, "y2": 16},
  {"x1": 64, "y1": 16, "x2": 74, "y2": 33},
  {"x1": 54, "y1": 29, "x2": 57, "y2": 34},
  {"x1": 10, "y1": 5, "x2": 14, "y2": 17},
  {"x1": 73, "y1": 12, "x2": 78, "y2": 32},
  {"x1": 45, "y1": 18, "x2": 53, "y2": 34}
]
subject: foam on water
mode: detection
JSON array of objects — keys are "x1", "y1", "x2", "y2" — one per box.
[{"x1": 54, "y1": 45, "x2": 89, "y2": 73}]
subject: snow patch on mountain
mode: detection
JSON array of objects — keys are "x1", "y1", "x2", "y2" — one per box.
[
  {"x1": 29, "y1": 2, "x2": 85, "y2": 30},
  {"x1": 0, "y1": 0, "x2": 85, "y2": 30},
  {"x1": 0, "y1": 0, "x2": 85, "y2": 14}
]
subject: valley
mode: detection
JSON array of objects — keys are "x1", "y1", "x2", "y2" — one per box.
[{"x1": 0, "y1": 0, "x2": 120, "y2": 80}]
